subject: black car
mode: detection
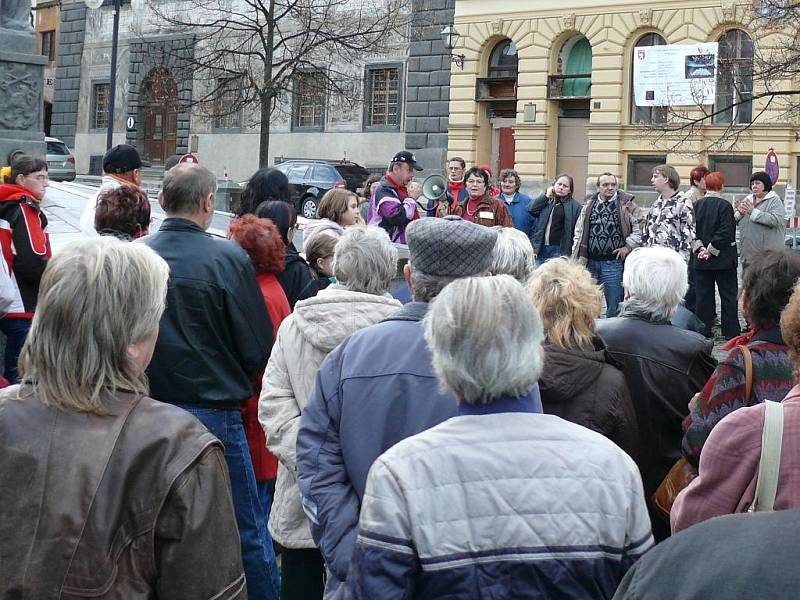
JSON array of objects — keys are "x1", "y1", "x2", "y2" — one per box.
[{"x1": 274, "y1": 160, "x2": 370, "y2": 219}]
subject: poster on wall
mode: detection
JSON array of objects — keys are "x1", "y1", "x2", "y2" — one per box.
[{"x1": 633, "y1": 43, "x2": 718, "y2": 107}]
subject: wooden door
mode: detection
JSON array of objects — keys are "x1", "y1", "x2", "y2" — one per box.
[
  {"x1": 498, "y1": 128, "x2": 516, "y2": 171},
  {"x1": 142, "y1": 67, "x2": 178, "y2": 164}
]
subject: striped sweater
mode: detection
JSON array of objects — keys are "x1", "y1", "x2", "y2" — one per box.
[{"x1": 681, "y1": 327, "x2": 794, "y2": 466}]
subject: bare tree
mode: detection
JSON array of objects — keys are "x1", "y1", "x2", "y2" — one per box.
[
  {"x1": 638, "y1": 2, "x2": 800, "y2": 154},
  {"x1": 143, "y1": 0, "x2": 409, "y2": 166}
]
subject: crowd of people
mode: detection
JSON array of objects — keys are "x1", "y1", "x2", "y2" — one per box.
[{"x1": 2, "y1": 143, "x2": 800, "y2": 599}]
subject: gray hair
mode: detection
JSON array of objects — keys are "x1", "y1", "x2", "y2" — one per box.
[
  {"x1": 424, "y1": 274, "x2": 544, "y2": 405},
  {"x1": 409, "y1": 268, "x2": 459, "y2": 303},
  {"x1": 490, "y1": 227, "x2": 535, "y2": 283},
  {"x1": 161, "y1": 163, "x2": 218, "y2": 215},
  {"x1": 621, "y1": 246, "x2": 688, "y2": 321},
  {"x1": 334, "y1": 226, "x2": 398, "y2": 295},
  {"x1": 18, "y1": 237, "x2": 169, "y2": 414}
]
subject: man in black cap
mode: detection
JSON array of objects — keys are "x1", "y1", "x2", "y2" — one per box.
[
  {"x1": 79, "y1": 144, "x2": 150, "y2": 236},
  {"x1": 371, "y1": 150, "x2": 423, "y2": 244},
  {"x1": 296, "y1": 216, "x2": 498, "y2": 596}
]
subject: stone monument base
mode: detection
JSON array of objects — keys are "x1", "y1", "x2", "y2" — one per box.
[{"x1": 0, "y1": 48, "x2": 47, "y2": 166}]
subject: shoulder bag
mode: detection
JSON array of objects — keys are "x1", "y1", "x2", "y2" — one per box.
[
  {"x1": 747, "y1": 399, "x2": 785, "y2": 513},
  {"x1": 651, "y1": 344, "x2": 754, "y2": 521}
]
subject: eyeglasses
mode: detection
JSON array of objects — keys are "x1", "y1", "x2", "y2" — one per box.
[{"x1": 466, "y1": 179, "x2": 485, "y2": 185}]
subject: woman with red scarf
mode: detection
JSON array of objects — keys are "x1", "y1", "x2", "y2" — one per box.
[
  {"x1": 453, "y1": 165, "x2": 512, "y2": 228},
  {"x1": 681, "y1": 249, "x2": 800, "y2": 466},
  {"x1": 0, "y1": 154, "x2": 51, "y2": 382},
  {"x1": 228, "y1": 214, "x2": 291, "y2": 544}
]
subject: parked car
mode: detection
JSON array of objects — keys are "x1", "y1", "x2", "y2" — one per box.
[
  {"x1": 273, "y1": 159, "x2": 370, "y2": 219},
  {"x1": 45, "y1": 137, "x2": 76, "y2": 182}
]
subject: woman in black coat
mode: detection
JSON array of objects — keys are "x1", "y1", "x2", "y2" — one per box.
[
  {"x1": 691, "y1": 171, "x2": 740, "y2": 339},
  {"x1": 527, "y1": 173, "x2": 583, "y2": 263},
  {"x1": 527, "y1": 258, "x2": 639, "y2": 460}
]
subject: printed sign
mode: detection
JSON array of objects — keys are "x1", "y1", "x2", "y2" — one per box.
[{"x1": 633, "y1": 43, "x2": 718, "y2": 107}]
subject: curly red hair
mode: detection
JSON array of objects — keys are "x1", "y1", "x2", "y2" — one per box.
[{"x1": 228, "y1": 214, "x2": 286, "y2": 275}]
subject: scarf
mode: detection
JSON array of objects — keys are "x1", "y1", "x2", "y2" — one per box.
[
  {"x1": 721, "y1": 327, "x2": 760, "y2": 351},
  {"x1": 385, "y1": 174, "x2": 408, "y2": 200}
]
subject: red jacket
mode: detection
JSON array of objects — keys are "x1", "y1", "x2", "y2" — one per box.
[
  {"x1": 0, "y1": 184, "x2": 51, "y2": 318},
  {"x1": 243, "y1": 272, "x2": 291, "y2": 482}
]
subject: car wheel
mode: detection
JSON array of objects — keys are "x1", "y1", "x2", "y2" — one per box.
[{"x1": 301, "y1": 195, "x2": 319, "y2": 219}]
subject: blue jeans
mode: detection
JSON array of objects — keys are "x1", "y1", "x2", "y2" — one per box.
[
  {"x1": 537, "y1": 244, "x2": 562, "y2": 265},
  {"x1": 587, "y1": 259, "x2": 625, "y2": 318},
  {"x1": 0, "y1": 318, "x2": 31, "y2": 383},
  {"x1": 177, "y1": 405, "x2": 280, "y2": 600}
]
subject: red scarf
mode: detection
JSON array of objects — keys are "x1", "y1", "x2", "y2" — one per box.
[
  {"x1": 721, "y1": 326, "x2": 759, "y2": 351},
  {"x1": 385, "y1": 174, "x2": 408, "y2": 200}
]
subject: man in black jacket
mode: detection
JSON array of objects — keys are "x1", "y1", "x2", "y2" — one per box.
[
  {"x1": 596, "y1": 246, "x2": 716, "y2": 542},
  {"x1": 144, "y1": 163, "x2": 279, "y2": 600}
]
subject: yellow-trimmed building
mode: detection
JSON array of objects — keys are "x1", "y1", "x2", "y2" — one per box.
[{"x1": 447, "y1": 0, "x2": 796, "y2": 200}]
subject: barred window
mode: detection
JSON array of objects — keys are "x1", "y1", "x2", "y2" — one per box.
[
  {"x1": 293, "y1": 72, "x2": 325, "y2": 130},
  {"x1": 92, "y1": 82, "x2": 109, "y2": 129},
  {"x1": 215, "y1": 78, "x2": 242, "y2": 129},
  {"x1": 366, "y1": 67, "x2": 400, "y2": 127}
]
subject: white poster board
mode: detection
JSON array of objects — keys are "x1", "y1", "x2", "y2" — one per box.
[{"x1": 633, "y1": 43, "x2": 718, "y2": 107}]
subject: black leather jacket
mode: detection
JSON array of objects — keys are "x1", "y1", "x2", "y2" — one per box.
[
  {"x1": 144, "y1": 218, "x2": 273, "y2": 407},
  {"x1": 596, "y1": 312, "x2": 716, "y2": 498},
  {"x1": 0, "y1": 387, "x2": 246, "y2": 599}
]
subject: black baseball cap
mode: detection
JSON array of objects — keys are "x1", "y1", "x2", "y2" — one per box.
[
  {"x1": 391, "y1": 150, "x2": 423, "y2": 171},
  {"x1": 103, "y1": 144, "x2": 150, "y2": 174}
]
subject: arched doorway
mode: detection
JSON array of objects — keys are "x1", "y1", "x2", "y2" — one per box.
[
  {"x1": 476, "y1": 39, "x2": 518, "y2": 174},
  {"x1": 549, "y1": 34, "x2": 591, "y2": 200},
  {"x1": 142, "y1": 67, "x2": 178, "y2": 164}
]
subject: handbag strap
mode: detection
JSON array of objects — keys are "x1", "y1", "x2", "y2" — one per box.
[
  {"x1": 739, "y1": 344, "x2": 754, "y2": 404},
  {"x1": 749, "y1": 400, "x2": 785, "y2": 513}
]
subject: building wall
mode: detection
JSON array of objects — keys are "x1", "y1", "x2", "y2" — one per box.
[
  {"x1": 55, "y1": 0, "x2": 408, "y2": 180},
  {"x1": 449, "y1": 0, "x2": 799, "y2": 197}
]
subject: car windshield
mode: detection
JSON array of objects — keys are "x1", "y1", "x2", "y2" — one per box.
[{"x1": 46, "y1": 141, "x2": 70, "y2": 155}]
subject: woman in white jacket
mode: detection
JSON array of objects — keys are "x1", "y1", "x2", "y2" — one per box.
[{"x1": 258, "y1": 226, "x2": 401, "y2": 600}]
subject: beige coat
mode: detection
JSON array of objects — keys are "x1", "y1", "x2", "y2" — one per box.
[
  {"x1": 736, "y1": 190, "x2": 785, "y2": 266},
  {"x1": 258, "y1": 286, "x2": 401, "y2": 547}
]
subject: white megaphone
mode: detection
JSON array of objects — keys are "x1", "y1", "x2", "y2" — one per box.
[{"x1": 421, "y1": 174, "x2": 447, "y2": 201}]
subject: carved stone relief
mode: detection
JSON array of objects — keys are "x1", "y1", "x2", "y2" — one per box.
[
  {"x1": 563, "y1": 14, "x2": 576, "y2": 29},
  {"x1": 0, "y1": 61, "x2": 42, "y2": 130},
  {"x1": 638, "y1": 8, "x2": 653, "y2": 25}
]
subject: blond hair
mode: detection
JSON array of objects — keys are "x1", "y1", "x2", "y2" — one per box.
[
  {"x1": 527, "y1": 258, "x2": 602, "y2": 350},
  {"x1": 18, "y1": 238, "x2": 169, "y2": 413},
  {"x1": 317, "y1": 188, "x2": 357, "y2": 223}
]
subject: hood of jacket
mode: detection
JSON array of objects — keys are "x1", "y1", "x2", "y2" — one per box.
[
  {"x1": 292, "y1": 285, "x2": 401, "y2": 352},
  {"x1": 0, "y1": 183, "x2": 34, "y2": 202},
  {"x1": 302, "y1": 218, "x2": 344, "y2": 245},
  {"x1": 747, "y1": 189, "x2": 781, "y2": 204},
  {"x1": 538, "y1": 339, "x2": 618, "y2": 401}
]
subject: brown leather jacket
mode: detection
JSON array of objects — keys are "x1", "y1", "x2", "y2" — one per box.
[
  {"x1": 0, "y1": 386, "x2": 246, "y2": 599},
  {"x1": 452, "y1": 194, "x2": 513, "y2": 228}
]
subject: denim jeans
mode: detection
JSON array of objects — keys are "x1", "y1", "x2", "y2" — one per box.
[
  {"x1": 176, "y1": 405, "x2": 281, "y2": 600},
  {"x1": 587, "y1": 259, "x2": 625, "y2": 318},
  {"x1": 537, "y1": 244, "x2": 562, "y2": 265},
  {"x1": 0, "y1": 318, "x2": 31, "y2": 383}
]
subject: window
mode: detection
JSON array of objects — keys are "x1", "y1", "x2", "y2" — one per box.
[
  {"x1": 293, "y1": 71, "x2": 326, "y2": 130},
  {"x1": 708, "y1": 155, "x2": 753, "y2": 188},
  {"x1": 214, "y1": 78, "x2": 242, "y2": 130},
  {"x1": 627, "y1": 155, "x2": 666, "y2": 187},
  {"x1": 92, "y1": 82, "x2": 110, "y2": 129},
  {"x1": 365, "y1": 67, "x2": 400, "y2": 128},
  {"x1": 40, "y1": 30, "x2": 55, "y2": 62},
  {"x1": 631, "y1": 33, "x2": 667, "y2": 124},
  {"x1": 714, "y1": 30, "x2": 754, "y2": 124},
  {"x1": 488, "y1": 39, "x2": 519, "y2": 78}
]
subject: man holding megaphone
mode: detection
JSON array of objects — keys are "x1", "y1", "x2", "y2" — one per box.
[{"x1": 368, "y1": 151, "x2": 423, "y2": 244}]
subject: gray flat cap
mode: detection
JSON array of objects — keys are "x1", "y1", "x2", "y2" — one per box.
[{"x1": 406, "y1": 216, "x2": 498, "y2": 276}]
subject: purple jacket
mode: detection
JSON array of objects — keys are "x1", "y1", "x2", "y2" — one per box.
[{"x1": 368, "y1": 176, "x2": 417, "y2": 243}]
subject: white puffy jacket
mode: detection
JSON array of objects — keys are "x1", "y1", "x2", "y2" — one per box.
[{"x1": 258, "y1": 286, "x2": 401, "y2": 547}]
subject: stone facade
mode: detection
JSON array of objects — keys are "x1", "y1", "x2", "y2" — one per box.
[
  {"x1": 405, "y1": 0, "x2": 455, "y2": 174},
  {"x1": 49, "y1": 0, "x2": 85, "y2": 147},
  {"x1": 125, "y1": 37, "x2": 194, "y2": 155},
  {"x1": 450, "y1": 0, "x2": 800, "y2": 198}
]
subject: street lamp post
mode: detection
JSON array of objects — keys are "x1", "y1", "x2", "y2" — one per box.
[{"x1": 84, "y1": 0, "x2": 120, "y2": 151}]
